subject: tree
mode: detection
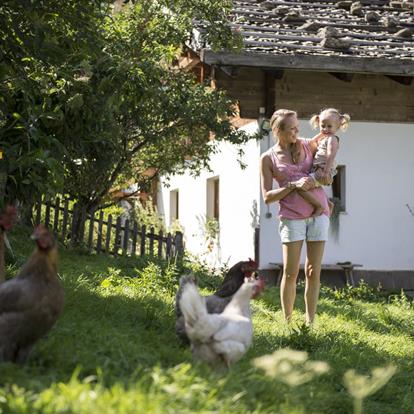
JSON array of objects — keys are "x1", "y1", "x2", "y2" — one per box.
[
  {"x1": 0, "y1": 0, "x2": 111, "y2": 211},
  {"x1": 62, "y1": 1, "x2": 248, "y2": 215},
  {"x1": 0, "y1": 1, "x2": 249, "y2": 226}
]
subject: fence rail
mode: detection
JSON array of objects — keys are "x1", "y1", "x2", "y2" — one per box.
[{"x1": 34, "y1": 197, "x2": 184, "y2": 260}]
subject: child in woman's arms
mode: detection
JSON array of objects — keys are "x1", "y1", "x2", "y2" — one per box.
[{"x1": 297, "y1": 108, "x2": 351, "y2": 216}]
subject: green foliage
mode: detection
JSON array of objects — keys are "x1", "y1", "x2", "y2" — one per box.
[
  {"x1": 0, "y1": 0, "x2": 249, "y2": 211},
  {"x1": 130, "y1": 198, "x2": 165, "y2": 233},
  {"x1": 196, "y1": 215, "x2": 220, "y2": 254},
  {"x1": 344, "y1": 365, "x2": 397, "y2": 414},
  {"x1": 169, "y1": 219, "x2": 184, "y2": 234},
  {"x1": 0, "y1": 1, "x2": 111, "y2": 205},
  {"x1": 321, "y1": 280, "x2": 386, "y2": 303},
  {"x1": 388, "y1": 289, "x2": 413, "y2": 309}
]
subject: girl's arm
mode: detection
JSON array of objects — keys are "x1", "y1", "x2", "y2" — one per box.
[
  {"x1": 260, "y1": 154, "x2": 315, "y2": 203},
  {"x1": 307, "y1": 132, "x2": 325, "y2": 154},
  {"x1": 320, "y1": 135, "x2": 339, "y2": 181}
]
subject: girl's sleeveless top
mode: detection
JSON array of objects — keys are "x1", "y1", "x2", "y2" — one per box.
[{"x1": 266, "y1": 139, "x2": 329, "y2": 219}]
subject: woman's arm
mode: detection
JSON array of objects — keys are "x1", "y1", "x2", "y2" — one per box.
[{"x1": 260, "y1": 153, "x2": 295, "y2": 204}]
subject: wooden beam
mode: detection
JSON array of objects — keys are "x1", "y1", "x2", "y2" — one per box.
[
  {"x1": 264, "y1": 70, "x2": 282, "y2": 118},
  {"x1": 386, "y1": 75, "x2": 413, "y2": 85},
  {"x1": 200, "y1": 50, "x2": 414, "y2": 76},
  {"x1": 178, "y1": 54, "x2": 200, "y2": 71},
  {"x1": 210, "y1": 65, "x2": 216, "y2": 89},
  {"x1": 218, "y1": 65, "x2": 239, "y2": 77},
  {"x1": 329, "y1": 72, "x2": 354, "y2": 82}
]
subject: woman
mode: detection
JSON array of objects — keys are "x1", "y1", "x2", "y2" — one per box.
[{"x1": 260, "y1": 109, "x2": 330, "y2": 325}]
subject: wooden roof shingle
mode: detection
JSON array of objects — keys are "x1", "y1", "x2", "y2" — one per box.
[{"x1": 193, "y1": 0, "x2": 414, "y2": 75}]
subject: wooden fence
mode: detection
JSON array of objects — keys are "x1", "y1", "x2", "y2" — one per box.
[{"x1": 34, "y1": 197, "x2": 184, "y2": 260}]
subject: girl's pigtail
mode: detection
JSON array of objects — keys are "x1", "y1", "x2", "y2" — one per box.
[
  {"x1": 340, "y1": 113, "x2": 351, "y2": 131},
  {"x1": 309, "y1": 114, "x2": 319, "y2": 130}
]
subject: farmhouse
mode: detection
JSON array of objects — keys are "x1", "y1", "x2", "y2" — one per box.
[{"x1": 157, "y1": 0, "x2": 414, "y2": 287}]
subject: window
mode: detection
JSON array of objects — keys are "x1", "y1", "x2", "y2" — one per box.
[
  {"x1": 207, "y1": 177, "x2": 219, "y2": 220},
  {"x1": 331, "y1": 165, "x2": 346, "y2": 212},
  {"x1": 170, "y1": 190, "x2": 179, "y2": 224}
]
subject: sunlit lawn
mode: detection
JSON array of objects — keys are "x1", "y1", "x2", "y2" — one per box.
[{"x1": 1, "y1": 227, "x2": 413, "y2": 413}]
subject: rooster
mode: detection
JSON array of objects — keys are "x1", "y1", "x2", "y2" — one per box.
[
  {"x1": 179, "y1": 277, "x2": 265, "y2": 369},
  {"x1": 175, "y1": 259, "x2": 258, "y2": 343},
  {"x1": 0, "y1": 224, "x2": 64, "y2": 364}
]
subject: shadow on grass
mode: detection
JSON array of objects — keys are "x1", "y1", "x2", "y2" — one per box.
[
  {"x1": 2, "y1": 239, "x2": 413, "y2": 413},
  {"x1": 0, "y1": 249, "x2": 191, "y2": 393}
]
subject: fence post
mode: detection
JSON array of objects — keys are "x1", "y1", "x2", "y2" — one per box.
[
  {"x1": 166, "y1": 232, "x2": 172, "y2": 258},
  {"x1": 70, "y1": 203, "x2": 79, "y2": 246},
  {"x1": 123, "y1": 219, "x2": 130, "y2": 255},
  {"x1": 157, "y1": 230, "x2": 163, "y2": 258},
  {"x1": 79, "y1": 206, "x2": 87, "y2": 245},
  {"x1": 105, "y1": 214, "x2": 113, "y2": 254},
  {"x1": 44, "y1": 200, "x2": 51, "y2": 228},
  {"x1": 35, "y1": 196, "x2": 42, "y2": 225},
  {"x1": 53, "y1": 197, "x2": 60, "y2": 235},
  {"x1": 149, "y1": 227, "x2": 155, "y2": 256},
  {"x1": 131, "y1": 221, "x2": 138, "y2": 256},
  {"x1": 87, "y1": 208, "x2": 96, "y2": 253},
  {"x1": 114, "y1": 216, "x2": 122, "y2": 256},
  {"x1": 174, "y1": 231, "x2": 184, "y2": 258},
  {"x1": 61, "y1": 199, "x2": 69, "y2": 243},
  {"x1": 96, "y1": 210, "x2": 104, "y2": 253},
  {"x1": 254, "y1": 227, "x2": 260, "y2": 266},
  {"x1": 140, "y1": 225, "x2": 146, "y2": 256}
]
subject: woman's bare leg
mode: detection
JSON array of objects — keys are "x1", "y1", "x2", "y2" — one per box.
[
  {"x1": 304, "y1": 241, "x2": 325, "y2": 325},
  {"x1": 281, "y1": 240, "x2": 303, "y2": 322}
]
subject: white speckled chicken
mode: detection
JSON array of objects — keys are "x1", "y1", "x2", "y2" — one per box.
[
  {"x1": 179, "y1": 277, "x2": 264, "y2": 368},
  {"x1": 175, "y1": 259, "x2": 258, "y2": 343}
]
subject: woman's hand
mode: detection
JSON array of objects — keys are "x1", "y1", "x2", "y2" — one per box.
[{"x1": 293, "y1": 177, "x2": 315, "y2": 191}]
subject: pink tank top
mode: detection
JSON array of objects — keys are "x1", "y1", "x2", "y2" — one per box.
[{"x1": 267, "y1": 139, "x2": 329, "y2": 219}]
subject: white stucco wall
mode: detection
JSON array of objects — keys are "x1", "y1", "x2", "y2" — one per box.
[
  {"x1": 259, "y1": 120, "x2": 414, "y2": 271},
  {"x1": 157, "y1": 121, "x2": 261, "y2": 268}
]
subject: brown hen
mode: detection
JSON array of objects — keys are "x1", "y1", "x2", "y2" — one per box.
[{"x1": 0, "y1": 225, "x2": 64, "y2": 364}]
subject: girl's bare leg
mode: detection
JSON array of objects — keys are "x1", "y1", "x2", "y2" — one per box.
[
  {"x1": 297, "y1": 190, "x2": 324, "y2": 217},
  {"x1": 281, "y1": 240, "x2": 303, "y2": 322},
  {"x1": 304, "y1": 241, "x2": 325, "y2": 325}
]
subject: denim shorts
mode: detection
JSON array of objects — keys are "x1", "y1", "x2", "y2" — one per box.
[{"x1": 278, "y1": 215, "x2": 329, "y2": 243}]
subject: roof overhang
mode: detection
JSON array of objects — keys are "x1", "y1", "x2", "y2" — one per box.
[{"x1": 201, "y1": 49, "x2": 414, "y2": 77}]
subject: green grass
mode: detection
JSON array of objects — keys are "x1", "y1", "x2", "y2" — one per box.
[{"x1": 1, "y1": 226, "x2": 414, "y2": 413}]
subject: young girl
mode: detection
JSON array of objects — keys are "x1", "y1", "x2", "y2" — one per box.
[{"x1": 298, "y1": 108, "x2": 351, "y2": 216}]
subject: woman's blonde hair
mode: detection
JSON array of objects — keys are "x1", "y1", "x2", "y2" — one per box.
[
  {"x1": 310, "y1": 108, "x2": 351, "y2": 131},
  {"x1": 270, "y1": 109, "x2": 297, "y2": 132}
]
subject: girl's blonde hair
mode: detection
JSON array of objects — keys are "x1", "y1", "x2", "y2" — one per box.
[
  {"x1": 270, "y1": 109, "x2": 297, "y2": 132},
  {"x1": 310, "y1": 108, "x2": 351, "y2": 131},
  {"x1": 270, "y1": 109, "x2": 301, "y2": 164}
]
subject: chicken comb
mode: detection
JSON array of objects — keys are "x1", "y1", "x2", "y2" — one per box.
[{"x1": 247, "y1": 258, "x2": 258, "y2": 269}]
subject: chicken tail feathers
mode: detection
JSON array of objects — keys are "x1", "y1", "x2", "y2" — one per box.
[
  {"x1": 179, "y1": 280, "x2": 207, "y2": 328},
  {"x1": 175, "y1": 274, "x2": 197, "y2": 317}
]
